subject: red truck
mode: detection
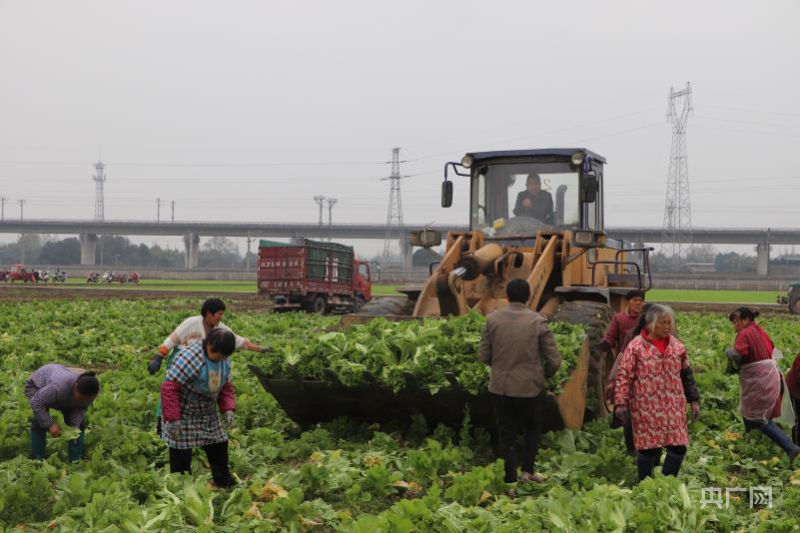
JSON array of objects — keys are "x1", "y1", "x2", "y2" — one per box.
[{"x1": 258, "y1": 239, "x2": 372, "y2": 314}]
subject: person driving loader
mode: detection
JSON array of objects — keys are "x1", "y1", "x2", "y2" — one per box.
[{"x1": 512, "y1": 173, "x2": 554, "y2": 224}]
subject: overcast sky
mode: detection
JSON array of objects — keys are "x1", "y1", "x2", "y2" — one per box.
[{"x1": 1, "y1": 0, "x2": 799, "y2": 255}]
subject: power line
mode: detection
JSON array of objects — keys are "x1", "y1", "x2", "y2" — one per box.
[
  {"x1": 693, "y1": 123, "x2": 800, "y2": 140},
  {"x1": 696, "y1": 104, "x2": 800, "y2": 118},
  {"x1": 0, "y1": 159, "x2": 390, "y2": 168},
  {"x1": 693, "y1": 115, "x2": 800, "y2": 130}
]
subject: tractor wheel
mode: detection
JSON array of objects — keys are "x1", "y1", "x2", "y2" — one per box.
[
  {"x1": 310, "y1": 296, "x2": 328, "y2": 315},
  {"x1": 552, "y1": 300, "x2": 613, "y2": 422},
  {"x1": 789, "y1": 287, "x2": 800, "y2": 315}
]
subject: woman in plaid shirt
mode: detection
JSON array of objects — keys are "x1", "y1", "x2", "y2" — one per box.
[{"x1": 160, "y1": 328, "x2": 238, "y2": 487}]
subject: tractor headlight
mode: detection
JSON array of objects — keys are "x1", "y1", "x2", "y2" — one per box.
[
  {"x1": 574, "y1": 230, "x2": 594, "y2": 246},
  {"x1": 461, "y1": 155, "x2": 473, "y2": 168},
  {"x1": 571, "y1": 151, "x2": 585, "y2": 166}
]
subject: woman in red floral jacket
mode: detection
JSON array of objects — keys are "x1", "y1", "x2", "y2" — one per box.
[{"x1": 614, "y1": 304, "x2": 700, "y2": 481}]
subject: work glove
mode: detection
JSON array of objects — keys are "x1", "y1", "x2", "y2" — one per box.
[
  {"x1": 598, "y1": 339, "x2": 613, "y2": 354},
  {"x1": 614, "y1": 405, "x2": 629, "y2": 423},
  {"x1": 260, "y1": 347, "x2": 274, "y2": 354},
  {"x1": 691, "y1": 401, "x2": 701, "y2": 422},
  {"x1": 163, "y1": 420, "x2": 181, "y2": 440},
  {"x1": 222, "y1": 411, "x2": 235, "y2": 430},
  {"x1": 147, "y1": 354, "x2": 163, "y2": 375},
  {"x1": 725, "y1": 347, "x2": 743, "y2": 365}
]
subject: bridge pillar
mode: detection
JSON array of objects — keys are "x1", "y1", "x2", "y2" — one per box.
[
  {"x1": 79, "y1": 233, "x2": 98, "y2": 265},
  {"x1": 401, "y1": 236, "x2": 413, "y2": 270},
  {"x1": 756, "y1": 243, "x2": 770, "y2": 277},
  {"x1": 183, "y1": 233, "x2": 200, "y2": 270}
]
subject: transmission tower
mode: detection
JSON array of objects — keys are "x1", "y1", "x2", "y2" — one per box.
[
  {"x1": 314, "y1": 195, "x2": 326, "y2": 225},
  {"x1": 326, "y1": 197, "x2": 337, "y2": 226},
  {"x1": 661, "y1": 83, "x2": 694, "y2": 258},
  {"x1": 93, "y1": 161, "x2": 107, "y2": 221},
  {"x1": 382, "y1": 148, "x2": 408, "y2": 264}
]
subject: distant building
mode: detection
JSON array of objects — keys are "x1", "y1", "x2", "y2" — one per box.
[{"x1": 412, "y1": 248, "x2": 442, "y2": 268}]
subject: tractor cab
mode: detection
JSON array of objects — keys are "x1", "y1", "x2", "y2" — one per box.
[{"x1": 443, "y1": 149, "x2": 605, "y2": 241}]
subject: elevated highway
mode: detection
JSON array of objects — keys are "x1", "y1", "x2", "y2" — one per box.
[{"x1": 0, "y1": 219, "x2": 793, "y2": 274}]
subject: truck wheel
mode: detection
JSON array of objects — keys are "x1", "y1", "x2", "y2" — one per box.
[
  {"x1": 311, "y1": 296, "x2": 328, "y2": 315},
  {"x1": 353, "y1": 296, "x2": 366, "y2": 312},
  {"x1": 789, "y1": 287, "x2": 800, "y2": 315}
]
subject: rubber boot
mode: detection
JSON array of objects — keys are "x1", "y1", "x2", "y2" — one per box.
[
  {"x1": 661, "y1": 451, "x2": 685, "y2": 476},
  {"x1": 205, "y1": 442, "x2": 236, "y2": 487},
  {"x1": 637, "y1": 453, "x2": 657, "y2": 481},
  {"x1": 761, "y1": 421, "x2": 800, "y2": 457},
  {"x1": 31, "y1": 427, "x2": 46, "y2": 460},
  {"x1": 67, "y1": 430, "x2": 85, "y2": 462}
]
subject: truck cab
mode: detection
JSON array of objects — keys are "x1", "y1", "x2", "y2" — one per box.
[{"x1": 353, "y1": 259, "x2": 373, "y2": 307}]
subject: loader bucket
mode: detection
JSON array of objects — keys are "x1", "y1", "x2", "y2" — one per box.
[{"x1": 248, "y1": 335, "x2": 592, "y2": 432}]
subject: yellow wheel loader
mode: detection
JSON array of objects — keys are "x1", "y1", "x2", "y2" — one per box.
[{"x1": 251, "y1": 148, "x2": 652, "y2": 431}]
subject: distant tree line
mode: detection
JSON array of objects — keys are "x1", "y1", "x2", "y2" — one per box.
[
  {"x1": 0, "y1": 235, "x2": 253, "y2": 269},
  {"x1": 649, "y1": 244, "x2": 759, "y2": 274}
]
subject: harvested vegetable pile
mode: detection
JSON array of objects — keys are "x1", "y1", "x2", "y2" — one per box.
[{"x1": 261, "y1": 313, "x2": 585, "y2": 394}]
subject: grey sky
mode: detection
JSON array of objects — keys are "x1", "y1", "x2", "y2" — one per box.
[{"x1": 1, "y1": 0, "x2": 799, "y2": 256}]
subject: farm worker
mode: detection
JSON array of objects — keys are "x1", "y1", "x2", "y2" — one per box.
[
  {"x1": 160, "y1": 328, "x2": 238, "y2": 487},
  {"x1": 600, "y1": 289, "x2": 646, "y2": 354},
  {"x1": 512, "y1": 173, "x2": 554, "y2": 224},
  {"x1": 149, "y1": 298, "x2": 271, "y2": 434},
  {"x1": 24, "y1": 364, "x2": 100, "y2": 462},
  {"x1": 785, "y1": 351, "x2": 800, "y2": 445},
  {"x1": 147, "y1": 297, "x2": 270, "y2": 375},
  {"x1": 606, "y1": 303, "x2": 700, "y2": 456},
  {"x1": 479, "y1": 279, "x2": 562, "y2": 485},
  {"x1": 726, "y1": 307, "x2": 800, "y2": 461},
  {"x1": 614, "y1": 304, "x2": 700, "y2": 480}
]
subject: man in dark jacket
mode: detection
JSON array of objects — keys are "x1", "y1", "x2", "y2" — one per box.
[
  {"x1": 479, "y1": 279, "x2": 562, "y2": 484},
  {"x1": 513, "y1": 174, "x2": 554, "y2": 224}
]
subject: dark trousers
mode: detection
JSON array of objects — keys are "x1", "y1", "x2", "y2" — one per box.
[
  {"x1": 492, "y1": 392, "x2": 543, "y2": 483},
  {"x1": 637, "y1": 445, "x2": 686, "y2": 480},
  {"x1": 31, "y1": 416, "x2": 85, "y2": 462},
  {"x1": 169, "y1": 441, "x2": 232, "y2": 484},
  {"x1": 792, "y1": 397, "x2": 800, "y2": 446}
]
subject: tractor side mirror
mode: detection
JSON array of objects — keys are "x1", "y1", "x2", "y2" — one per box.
[
  {"x1": 580, "y1": 174, "x2": 598, "y2": 203},
  {"x1": 441, "y1": 180, "x2": 453, "y2": 208}
]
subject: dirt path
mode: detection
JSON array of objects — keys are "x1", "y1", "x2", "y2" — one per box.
[{"x1": 0, "y1": 285, "x2": 272, "y2": 310}]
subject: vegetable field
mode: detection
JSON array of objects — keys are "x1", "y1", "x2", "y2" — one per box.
[{"x1": 3, "y1": 299, "x2": 800, "y2": 531}]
